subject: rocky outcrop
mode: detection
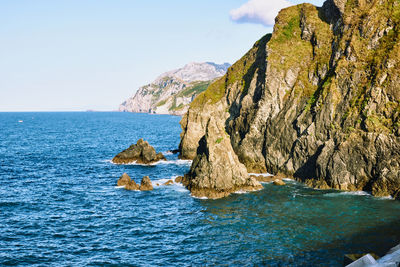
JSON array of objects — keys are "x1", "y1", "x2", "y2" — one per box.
[
  {"x1": 139, "y1": 176, "x2": 153, "y2": 191},
  {"x1": 117, "y1": 173, "x2": 139, "y2": 190},
  {"x1": 117, "y1": 173, "x2": 131, "y2": 186},
  {"x1": 185, "y1": 117, "x2": 262, "y2": 199},
  {"x1": 112, "y1": 139, "x2": 166, "y2": 164},
  {"x1": 179, "y1": 0, "x2": 400, "y2": 199},
  {"x1": 119, "y1": 62, "x2": 230, "y2": 116}
]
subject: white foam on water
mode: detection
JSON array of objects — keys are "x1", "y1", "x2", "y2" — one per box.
[
  {"x1": 234, "y1": 190, "x2": 248, "y2": 194},
  {"x1": 106, "y1": 159, "x2": 192, "y2": 166},
  {"x1": 151, "y1": 178, "x2": 173, "y2": 186},
  {"x1": 377, "y1": 195, "x2": 394, "y2": 200},
  {"x1": 159, "y1": 159, "x2": 192, "y2": 166},
  {"x1": 324, "y1": 191, "x2": 371, "y2": 197},
  {"x1": 163, "y1": 151, "x2": 174, "y2": 155},
  {"x1": 192, "y1": 195, "x2": 208, "y2": 200},
  {"x1": 115, "y1": 186, "x2": 126, "y2": 189},
  {"x1": 249, "y1": 172, "x2": 273, "y2": 177},
  {"x1": 234, "y1": 187, "x2": 264, "y2": 195}
]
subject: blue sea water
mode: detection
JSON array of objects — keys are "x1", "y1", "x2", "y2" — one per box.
[{"x1": 1, "y1": 112, "x2": 400, "y2": 266}]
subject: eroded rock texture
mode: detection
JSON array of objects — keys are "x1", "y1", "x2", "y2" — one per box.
[
  {"x1": 186, "y1": 117, "x2": 262, "y2": 199},
  {"x1": 179, "y1": 0, "x2": 400, "y2": 199}
]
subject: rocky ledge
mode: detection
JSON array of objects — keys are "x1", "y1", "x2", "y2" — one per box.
[{"x1": 112, "y1": 139, "x2": 166, "y2": 164}]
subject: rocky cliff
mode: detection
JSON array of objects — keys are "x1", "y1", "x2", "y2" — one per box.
[
  {"x1": 180, "y1": 0, "x2": 400, "y2": 199},
  {"x1": 119, "y1": 62, "x2": 230, "y2": 116}
]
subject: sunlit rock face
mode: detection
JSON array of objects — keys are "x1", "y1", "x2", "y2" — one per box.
[{"x1": 180, "y1": 0, "x2": 400, "y2": 199}]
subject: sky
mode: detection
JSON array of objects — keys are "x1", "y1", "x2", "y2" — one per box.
[{"x1": 0, "y1": 0, "x2": 324, "y2": 111}]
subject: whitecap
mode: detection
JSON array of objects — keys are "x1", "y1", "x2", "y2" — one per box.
[
  {"x1": 106, "y1": 159, "x2": 192, "y2": 166},
  {"x1": 115, "y1": 186, "x2": 126, "y2": 189}
]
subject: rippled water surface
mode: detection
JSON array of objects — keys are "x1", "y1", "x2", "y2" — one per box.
[{"x1": 1, "y1": 112, "x2": 400, "y2": 266}]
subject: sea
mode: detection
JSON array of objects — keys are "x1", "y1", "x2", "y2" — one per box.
[{"x1": 1, "y1": 112, "x2": 400, "y2": 266}]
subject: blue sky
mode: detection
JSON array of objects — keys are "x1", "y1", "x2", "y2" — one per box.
[{"x1": 0, "y1": 0, "x2": 324, "y2": 111}]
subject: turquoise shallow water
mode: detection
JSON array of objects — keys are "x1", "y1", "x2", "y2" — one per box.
[{"x1": 1, "y1": 112, "x2": 400, "y2": 266}]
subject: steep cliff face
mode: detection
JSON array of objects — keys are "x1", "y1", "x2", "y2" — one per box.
[
  {"x1": 180, "y1": 0, "x2": 400, "y2": 199},
  {"x1": 119, "y1": 62, "x2": 230, "y2": 116}
]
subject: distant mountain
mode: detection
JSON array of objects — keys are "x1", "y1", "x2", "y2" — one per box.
[{"x1": 119, "y1": 62, "x2": 230, "y2": 115}]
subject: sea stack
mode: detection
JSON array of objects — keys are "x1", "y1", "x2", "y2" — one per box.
[
  {"x1": 112, "y1": 139, "x2": 166, "y2": 164},
  {"x1": 185, "y1": 117, "x2": 262, "y2": 199}
]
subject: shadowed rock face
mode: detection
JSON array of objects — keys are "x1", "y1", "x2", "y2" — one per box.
[
  {"x1": 186, "y1": 117, "x2": 262, "y2": 199},
  {"x1": 179, "y1": 0, "x2": 400, "y2": 199},
  {"x1": 112, "y1": 139, "x2": 166, "y2": 164}
]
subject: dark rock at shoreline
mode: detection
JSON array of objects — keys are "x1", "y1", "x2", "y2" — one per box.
[
  {"x1": 112, "y1": 139, "x2": 166, "y2": 164},
  {"x1": 139, "y1": 176, "x2": 153, "y2": 191}
]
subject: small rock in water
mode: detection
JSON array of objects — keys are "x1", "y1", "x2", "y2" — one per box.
[
  {"x1": 117, "y1": 173, "x2": 131, "y2": 186},
  {"x1": 163, "y1": 180, "x2": 174, "y2": 186},
  {"x1": 175, "y1": 176, "x2": 183, "y2": 183},
  {"x1": 139, "y1": 176, "x2": 153, "y2": 191},
  {"x1": 273, "y1": 179, "x2": 286, "y2": 186},
  {"x1": 167, "y1": 149, "x2": 180, "y2": 154},
  {"x1": 112, "y1": 139, "x2": 166, "y2": 164}
]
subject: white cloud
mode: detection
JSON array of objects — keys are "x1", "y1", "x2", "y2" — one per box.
[{"x1": 230, "y1": 0, "x2": 292, "y2": 27}]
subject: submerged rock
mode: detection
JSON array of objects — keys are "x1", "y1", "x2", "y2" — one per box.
[
  {"x1": 185, "y1": 117, "x2": 262, "y2": 199},
  {"x1": 273, "y1": 179, "x2": 286, "y2": 186},
  {"x1": 163, "y1": 180, "x2": 174, "y2": 186},
  {"x1": 112, "y1": 139, "x2": 166, "y2": 164},
  {"x1": 139, "y1": 176, "x2": 153, "y2": 191}
]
